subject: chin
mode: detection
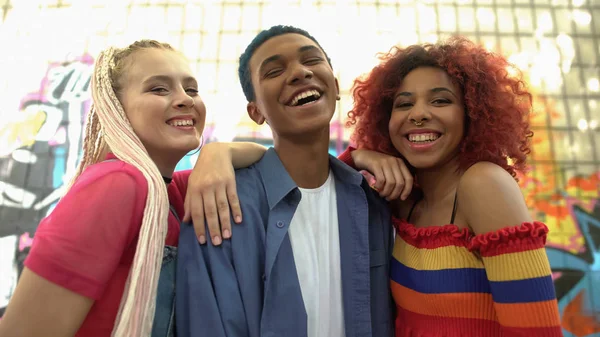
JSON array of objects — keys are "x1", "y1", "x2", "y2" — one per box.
[
  {"x1": 404, "y1": 157, "x2": 441, "y2": 171},
  {"x1": 166, "y1": 141, "x2": 200, "y2": 155}
]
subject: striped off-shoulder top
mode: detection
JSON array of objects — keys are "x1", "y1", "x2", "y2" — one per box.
[{"x1": 390, "y1": 218, "x2": 563, "y2": 337}]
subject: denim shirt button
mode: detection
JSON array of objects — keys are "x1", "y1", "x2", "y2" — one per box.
[{"x1": 276, "y1": 221, "x2": 285, "y2": 228}]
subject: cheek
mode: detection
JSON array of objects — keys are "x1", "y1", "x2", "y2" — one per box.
[
  {"x1": 123, "y1": 105, "x2": 144, "y2": 133},
  {"x1": 194, "y1": 100, "x2": 207, "y2": 124},
  {"x1": 388, "y1": 112, "x2": 406, "y2": 151},
  {"x1": 450, "y1": 109, "x2": 466, "y2": 137},
  {"x1": 123, "y1": 100, "x2": 161, "y2": 140},
  {"x1": 388, "y1": 112, "x2": 404, "y2": 135}
]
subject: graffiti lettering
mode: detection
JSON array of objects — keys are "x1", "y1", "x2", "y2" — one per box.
[{"x1": 0, "y1": 56, "x2": 94, "y2": 317}]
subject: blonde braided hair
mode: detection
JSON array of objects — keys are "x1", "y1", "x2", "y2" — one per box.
[{"x1": 70, "y1": 40, "x2": 176, "y2": 336}]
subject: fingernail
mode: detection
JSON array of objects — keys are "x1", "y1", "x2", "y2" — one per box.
[
  {"x1": 235, "y1": 215, "x2": 242, "y2": 223},
  {"x1": 198, "y1": 235, "x2": 206, "y2": 244},
  {"x1": 213, "y1": 236, "x2": 222, "y2": 245},
  {"x1": 223, "y1": 229, "x2": 231, "y2": 239}
]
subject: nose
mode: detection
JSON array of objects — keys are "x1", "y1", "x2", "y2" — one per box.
[
  {"x1": 407, "y1": 100, "x2": 431, "y2": 125},
  {"x1": 174, "y1": 89, "x2": 195, "y2": 109},
  {"x1": 286, "y1": 62, "x2": 313, "y2": 85}
]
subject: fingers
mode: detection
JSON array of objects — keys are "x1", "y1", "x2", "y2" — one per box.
[
  {"x1": 370, "y1": 166, "x2": 386, "y2": 191},
  {"x1": 387, "y1": 159, "x2": 405, "y2": 201},
  {"x1": 190, "y1": 195, "x2": 207, "y2": 244},
  {"x1": 379, "y1": 164, "x2": 397, "y2": 198},
  {"x1": 398, "y1": 160, "x2": 414, "y2": 200},
  {"x1": 202, "y1": 194, "x2": 223, "y2": 246},
  {"x1": 183, "y1": 190, "x2": 191, "y2": 223},
  {"x1": 227, "y1": 180, "x2": 242, "y2": 224},
  {"x1": 215, "y1": 189, "x2": 231, "y2": 240}
]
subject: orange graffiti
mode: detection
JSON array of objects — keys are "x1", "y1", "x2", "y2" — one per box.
[
  {"x1": 568, "y1": 174, "x2": 600, "y2": 192},
  {"x1": 561, "y1": 291, "x2": 600, "y2": 336}
]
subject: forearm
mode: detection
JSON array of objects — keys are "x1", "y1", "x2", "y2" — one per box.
[{"x1": 226, "y1": 142, "x2": 267, "y2": 169}]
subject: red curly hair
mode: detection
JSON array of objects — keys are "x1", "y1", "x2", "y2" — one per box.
[{"x1": 347, "y1": 36, "x2": 533, "y2": 179}]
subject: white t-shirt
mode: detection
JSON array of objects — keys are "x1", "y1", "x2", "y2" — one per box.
[{"x1": 288, "y1": 171, "x2": 346, "y2": 337}]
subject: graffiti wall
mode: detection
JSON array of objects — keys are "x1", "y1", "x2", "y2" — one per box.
[
  {"x1": 519, "y1": 96, "x2": 600, "y2": 336},
  {"x1": 1, "y1": 1, "x2": 599, "y2": 335},
  {"x1": 0, "y1": 56, "x2": 94, "y2": 316}
]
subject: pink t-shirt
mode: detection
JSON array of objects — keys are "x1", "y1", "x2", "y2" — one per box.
[{"x1": 24, "y1": 154, "x2": 189, "y2": 337}]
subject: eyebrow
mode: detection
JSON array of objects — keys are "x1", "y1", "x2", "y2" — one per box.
[
  {"x1": 394, "y1": 87, "x2": 457, "y2": 100},
  {"x1": 142, "y1": 75, "x2": 198, "y2": 86},
  {"x1": 258, "y1": 45, "x2": 322, "y2": 73}
]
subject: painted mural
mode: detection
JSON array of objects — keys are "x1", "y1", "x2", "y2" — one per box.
[
  {"x1": 519, "y1": 95, "x2": 600, "y2": 336},
  {"x1": 0, "y1": 57, "x2": 599, "y2": 336}
]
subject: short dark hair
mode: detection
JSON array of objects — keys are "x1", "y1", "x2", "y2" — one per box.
[{"x1": 238, "y1": 25, "x2": 333, "y2": 102}]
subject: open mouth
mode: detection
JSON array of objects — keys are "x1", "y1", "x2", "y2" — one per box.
[
  {"x1": 166, "y1": 119, "x2": 196, "y2": 127},
  {"x1": 288, "y1": 89, "x2": 322, "y2": 107},
  {"x1": 407, "y1": 132, "x2": 441, "y2": 143}
]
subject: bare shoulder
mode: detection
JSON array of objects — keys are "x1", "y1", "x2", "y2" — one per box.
[{"x1": 457, "y1": 162, "x2": 532, "y2": 234}]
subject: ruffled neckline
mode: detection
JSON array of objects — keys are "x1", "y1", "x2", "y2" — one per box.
[
  {"x1": 393, "y1": 217, "x2": 472, "y2": 248},
  {"x1": 393, "y1": 217, "x2": 549, "y2": 253}
]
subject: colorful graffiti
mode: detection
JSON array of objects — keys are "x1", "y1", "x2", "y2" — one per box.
[
  {"x1": 519, "y1": 95, "x2": 600, "y2": 337},
  {"x1": 0, "y1": 58, "x2": 599, "y2": 337},
  {"x1": 0, "y1": 55, "x2": 94, "y2": 316}
]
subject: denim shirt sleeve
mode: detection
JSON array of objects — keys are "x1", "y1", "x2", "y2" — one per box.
[{"x1": 176, "y1": 167, "x2": 267, "y2": 337}]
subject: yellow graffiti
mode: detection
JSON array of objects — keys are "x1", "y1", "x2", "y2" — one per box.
[
  {"x1": 0, "y1": 109, "x2": 47, "y2": 156},
  {"x1": 519, "y1": 93, "x2": 600, "y2": 253}
]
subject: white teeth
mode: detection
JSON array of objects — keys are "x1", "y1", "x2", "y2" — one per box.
[
  {"x1": 408, "y1": 133, "x2": 439, "y2": 142},
  {"x1": 168, "y1": 119, "x2": 194, "y2": 127},
  {"x1": 290, "y1": 89, "x2": 321, "y2": 106}
]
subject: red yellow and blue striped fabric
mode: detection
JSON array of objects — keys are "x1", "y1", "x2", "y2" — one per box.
[{"x1": 390, "y1": 219, "x2": 563, "y2": 337}]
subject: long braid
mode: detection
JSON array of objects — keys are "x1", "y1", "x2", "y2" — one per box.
[{"x1": 69, "y1": 41, "x2": 174, "y2": 336}]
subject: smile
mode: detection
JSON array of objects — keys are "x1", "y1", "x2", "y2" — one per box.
[
  {"x1": 407, "y1": 132, "x2": 440, "y2": 143},
  {"x1": 166, "y1": 118, "x2": 196, "y2": 130},
  {"x1": 288, "y1": 89, "x2": 322, "y2": 107}
]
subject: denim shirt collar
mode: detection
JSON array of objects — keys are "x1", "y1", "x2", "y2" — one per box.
[{"x1": 255, "y1": 148, "x2": 365, "y2": 210}]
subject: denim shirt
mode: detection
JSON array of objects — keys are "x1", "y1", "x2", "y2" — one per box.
[{"x1": 176, "y1": 148, "x2": 394, "y2": 337}]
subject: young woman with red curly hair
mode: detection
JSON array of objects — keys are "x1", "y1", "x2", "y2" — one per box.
[{"x1": 336, "y1": 37, "x2": 563, "y2": 336}]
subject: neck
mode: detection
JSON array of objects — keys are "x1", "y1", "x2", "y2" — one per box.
[
  {"x1": 149, "y1": 153, "x2": 180, "y2": 179},
  {"x1": 273, "y1": 128, "x2": 331, "y2": 189},
  {"x1": 107, "y1": 148, "x2": 179, "y2": 180},
  {"x1": 415, "y1": 157, "x2": 462, "y2": 206}
]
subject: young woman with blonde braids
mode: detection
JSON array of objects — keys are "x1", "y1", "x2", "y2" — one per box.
[{"x1": 0, "y1": 40, "x2": 265, "y2": 337}]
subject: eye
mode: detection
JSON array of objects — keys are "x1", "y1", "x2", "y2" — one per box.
[
  {"x1": 265, "y1": 69, "x2": 283, "y2": 78},
  {"x1": 151, "y1": 87, "x2": 168, "y2": 93},
  {"x1": 432, "y1": 98, "x2": 451, "y2": 105},
  {"x1": 394, "y1": 102, "x2": 413, "y2": 109},
  {"x1": 186, "y1": 88, "x2": 199, "y2": 95},
  {"x1": 304, "y1": 58, "x2": 322, "y2": 65}
]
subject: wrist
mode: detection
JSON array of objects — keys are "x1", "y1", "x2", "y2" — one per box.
[
  {"x1": 338, "y1": 146, "x2": 357, "y2": 169},
  {"x1": 350, "y1": 148, "x2": 362, "y2": 167}
]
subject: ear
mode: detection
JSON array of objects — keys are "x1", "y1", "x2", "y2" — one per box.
[
  {"x1": 247, "y1": 102, "x2": 266, "y2": 125},
  {"x1": 335, "y1": 78, "x2": 340, "y2": 100}
]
